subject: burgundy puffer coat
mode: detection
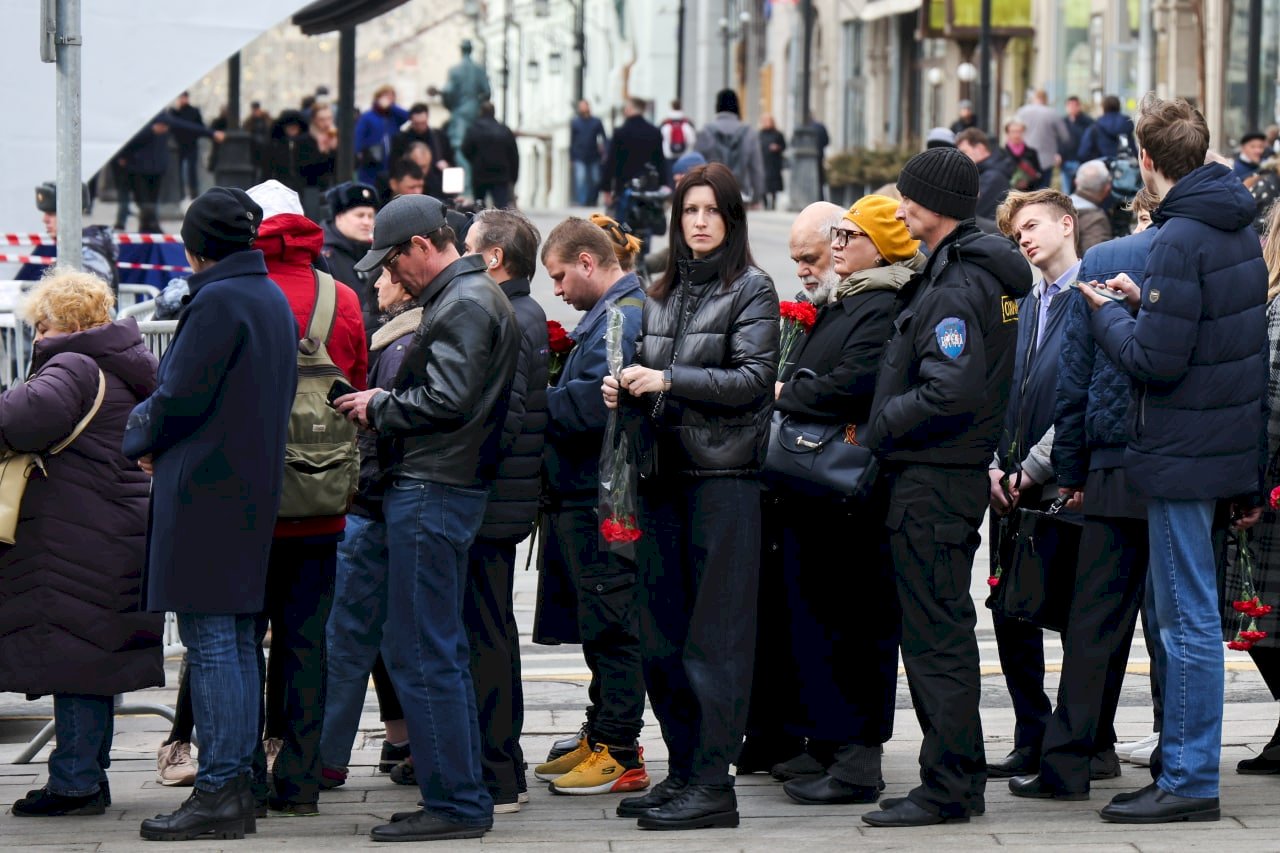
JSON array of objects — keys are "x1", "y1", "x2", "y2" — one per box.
[{"x1": 0, "y1": 318, "x2": 163, "y2": 696}]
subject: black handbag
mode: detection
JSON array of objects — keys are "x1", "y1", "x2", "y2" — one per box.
[
  {"x1": 762, "y1": 409, "x2": 878, "y2": 500},
  {"x1": 990, "y1": 497, "x2": 1081, "y2": 632}
]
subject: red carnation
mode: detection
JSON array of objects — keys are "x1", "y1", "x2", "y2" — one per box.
[
  {"x1": 1270, "y1": 485, "x2": 1280, "y2": 510},
  {"x1": 601, "y1": 514, "x2": 642, "y2": 544},
  {"x1": 1240, "y1": 630, "x2": 1269, "y2": 642},
  {"x1": 779, "y1": 300, "x2": 818, "y2": 331},
  {"x1": 987, "y1": 576, "x2": 999, "y2": 587},
  {"x1": 1235, "y1": 599, "x2": 1255, "y2": 613},
  {"x1": 1229, "y1": 640, "x2": 1254, "y2": 651}
]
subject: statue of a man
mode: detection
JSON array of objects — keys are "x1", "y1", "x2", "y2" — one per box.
[{"x1": 430, "y1": 40, "x2": 492, "y2": 196}]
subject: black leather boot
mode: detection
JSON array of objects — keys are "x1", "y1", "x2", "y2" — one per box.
[
  {"x1": 616, "y1": 776, "x2": 687, "y2": 817},
  {"x1": 636, "y1": 784, "x2": 739, "y2": 830},
  {"x1": 139, "y1": 781, "x2": 246, "y2": 841},
  {"x1": 235, "y1": 776, "x2": 257, "y2": 834}
]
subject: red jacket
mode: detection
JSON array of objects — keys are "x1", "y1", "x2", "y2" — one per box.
[{"x1": 257, "y1": 213, "x2": 369, "y2": 538}]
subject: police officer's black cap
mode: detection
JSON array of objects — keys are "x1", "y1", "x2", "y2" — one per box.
[
  {"x1": 326, "y1": 181, "x2": 380, "y2": 218},
  {"x1": 35, "y1": 181, "x2": 90, "y2": 215}
]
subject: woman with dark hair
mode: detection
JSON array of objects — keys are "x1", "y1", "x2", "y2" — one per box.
[{"x1": 603, "y1": 162, "x2": 779, "y2": 831}]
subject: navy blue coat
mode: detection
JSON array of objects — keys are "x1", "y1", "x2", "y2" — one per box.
[
  {"x1": 544, "y1": 273, "x2": 644, "y2": 503},
  {"x1": 123, "y1": 250, "x2": 298, "y2": 613},
  {"x1": 1053, "y1": 226, "x2": 1158, "y2": 487},
  {"x1": 1091, "y1": 164, "x2": 1268, "y2": 501},
  {"x1": 1077, "y1": 112, "x2": 1135, "y2": 163}
]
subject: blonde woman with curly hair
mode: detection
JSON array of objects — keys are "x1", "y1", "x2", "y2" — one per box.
[{"x1": 4, "y1": 270, "x2": 163, "y2": 818}]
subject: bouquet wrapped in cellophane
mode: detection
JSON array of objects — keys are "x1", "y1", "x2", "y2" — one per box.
[{"x1": 598, "y1": 304, "x2": 642, "y2": 556}]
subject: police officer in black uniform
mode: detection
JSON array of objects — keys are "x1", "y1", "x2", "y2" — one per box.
[{"x1": 859, "y1": 146, "x2": 1032, "y2": 828}]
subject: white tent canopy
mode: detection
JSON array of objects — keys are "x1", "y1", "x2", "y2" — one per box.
[{"x1": 0, "y1": 1, "x2": 313, "y2": 231}]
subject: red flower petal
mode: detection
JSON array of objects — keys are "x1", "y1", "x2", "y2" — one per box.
[{"x1": 987, "y1": 576, "x2": 999, "y2": 587}]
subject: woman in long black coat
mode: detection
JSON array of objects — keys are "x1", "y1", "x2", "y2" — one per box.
[
  {"x1": 758, "y1": 115, "x2": 787, "y2": 211},
  {"x1": 3, "y1": 271, "x2": 162, "y2": 817},
  {"x1": 123, "y1": 188, "x2": 298, "y2": 841},
  {"x1": 758, "y1": 195, "x2": 926, "y2": 805}
]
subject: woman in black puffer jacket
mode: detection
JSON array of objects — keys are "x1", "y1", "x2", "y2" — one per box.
[
  {"x1": 1, "y1": 271, "x2": 162, "y2": 817},
  {"x1": 604, "y1": 162, "x2": 779, "y2": 830}
]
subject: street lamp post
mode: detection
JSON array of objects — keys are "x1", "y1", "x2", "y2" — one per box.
[
  {"x1": 789, "y1": 0, "x2": 820, "y2": 211},
  {"x1": 926, "y1": 66, "x2": 945, "y2": 130}
]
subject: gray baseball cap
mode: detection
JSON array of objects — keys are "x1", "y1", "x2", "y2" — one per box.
[{"x1": 355, "y1": 194, "x2": 448, "y2": 273}]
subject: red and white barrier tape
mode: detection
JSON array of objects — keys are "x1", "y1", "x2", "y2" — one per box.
[
  {"x1": 1, "y1": 232, "x2": 183, "y2": 246},
  {"x1": 0, "y1": 253, "x2": 190, "y2": 272}
]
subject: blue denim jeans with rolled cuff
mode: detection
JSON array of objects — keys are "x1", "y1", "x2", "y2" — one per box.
[
  {"x1": 572, "y1": 160, "x2": 601, "y2": 207},
  {"x1": 381, "y1": 478, "x2": 493, "y2": 827},
  {"x1": 178, "y1": 613, "x2": 259, "y2": 792},
  {"x1": 48, "y1": 694, "x2": 114, "y2": 796},
  {"x1": 1145, "y1": 498, "x2": 1223, "y2": 799},
  {"x1": 321, "y1": 513, "x2": 393, "y2": 771}
]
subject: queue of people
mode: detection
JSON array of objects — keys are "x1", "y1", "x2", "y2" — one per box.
[{"x1": 3, "y1": 92, "x2": 1280, "y2": 844}]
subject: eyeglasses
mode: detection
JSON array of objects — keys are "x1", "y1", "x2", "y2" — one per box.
[
  {"x1": 831, "y1": 228, "x2": 865, "y2": 249},
  {"x1": 381, "y1": 242, "x2": 410, "y2": 271}
]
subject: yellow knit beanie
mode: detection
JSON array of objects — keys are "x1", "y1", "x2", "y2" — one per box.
[{"x1": 843, "y1": 195, "x2": 920, "y2": 264}]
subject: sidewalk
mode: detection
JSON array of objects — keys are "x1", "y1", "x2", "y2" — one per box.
[{"x1": 2, "y1": 529, "x2": 1277, "y2": 851}]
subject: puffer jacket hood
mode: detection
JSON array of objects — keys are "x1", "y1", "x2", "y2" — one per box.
[
  {"x1": 1155, "y1": 162, "x2": 1257, "y2": 233},
  {"x1": 1094, "y1": 112, "x2": 1134, "y2": 145},
  {"x1": 949, "y1": 225, "x2": 1034, "y2": 300},
  {"x1": 32, "y1": 317, "x2": 157, "y2": 400},
  {"x1": 256, "y1": 213, "x2": 324, "y2": 266}
]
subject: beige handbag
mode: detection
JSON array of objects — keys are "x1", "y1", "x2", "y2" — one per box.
[{"x1": 0, "y1": 368, "x2": 106, "y2": 545}]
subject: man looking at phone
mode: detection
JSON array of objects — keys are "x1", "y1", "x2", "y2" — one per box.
[
  {"x1": 985, "y1": 189, "x2": 1090, "y2": 786},
  {"x1": 1080, "y1": 95, "x2": 1266, "y2": 823},
  {"x1": 335, "y1": 194, "x2": 519, "y2": 841},
  {"x1": 245, "y1": 180, "x2": 367, "y2": 815}
]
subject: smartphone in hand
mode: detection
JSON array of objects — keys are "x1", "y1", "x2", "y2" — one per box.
[{"x1": 326, "y1": 378, "x2": 359, "y2": 408}]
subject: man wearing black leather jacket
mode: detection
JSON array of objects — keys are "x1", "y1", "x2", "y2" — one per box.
[
  {"x1": 861, "y1": 147, "x2": 1032, "y2": 828},
  {"x1": 336, "y1": 194, "x2": 519, "y2": 843}
]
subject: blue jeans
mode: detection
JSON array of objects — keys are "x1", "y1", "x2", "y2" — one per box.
[
  {"x1": 179, "y1": 613, "x2": 259, "y2": 792},
  {"x1": 321, "y1": 514, "x2": 391, "y2": 771},
  {"x1": 382, "y1": 479, "x2": 492, "y2": 826},
  {"x1": 49, "y1": 694, "x2": 113, "y2": 796},
  {"x1": 1145, "y1": 498, "x2": 1222, "y2": 798},
  {"x1": 572, "y1": 160, "x2": 600, "y2": 206},
  {"x1": 1061, "y1": 160, "x2": 1081, "y2": 194}
]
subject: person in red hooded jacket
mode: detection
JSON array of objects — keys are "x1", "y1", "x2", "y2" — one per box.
[{"x1": 243, "y1": 180, "x2": 367, "y2": 815}]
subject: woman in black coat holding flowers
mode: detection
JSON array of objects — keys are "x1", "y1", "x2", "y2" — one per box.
[{"x1": 603, "y1": 162, "x2": 778, "y2": 831}]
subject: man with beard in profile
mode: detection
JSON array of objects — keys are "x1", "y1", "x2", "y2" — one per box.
[{"x1": 737, "y1": 201, "x2": 847, "y2": 777}]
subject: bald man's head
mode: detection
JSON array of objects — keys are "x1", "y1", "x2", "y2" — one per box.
[{"x1": 789, "y1": 202, "x2": 845, "y2": 305}]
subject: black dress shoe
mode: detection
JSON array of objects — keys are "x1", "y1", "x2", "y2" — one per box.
[
  {"x1": 11, "y1": 786, "x2": 107, "y2": 817},
  {"x1": 139, "y1": 783, "x2": 247, "y2": 841},
  {"x1": 863, "y1": 798, "x2": 968, "y2": 827},
  {"x1": 617, "y1": 776, "x2": 687, "y2": 817},
  {"x1": 986, "y1": 748, "x2": 1038, "y2": 778},
  {"x1": 878, "y1": 796, "x2": 984, "y2": 816},
  {"x1": 636, "y1": 784, "x2": 738, "y2": 830},
  {"x1": 735, "y1": 735, "x2": 806, "y2": 775},
  {"x1": 784, "y1": 774, "x2": 881, "y2": 805},
  {"x1": 769, "y1": 752, "x2": 825, "y2": 781},
  {"x1": 1009, "y1": 774, "x2": 1088, "y2": 801},
  {"x1": 1108, "y1": 781, "x2": 1158, "y2": 804},
  {"x1": 1099, "y1": 784, "x2": 1219, "y2": 824},
  {"x1": 1090, "y1": 749, "x2": 1122, "y2": 780},
  {"x1": 1237, "y1": 744, "x2": 1280, "y2": 774},
  {"x1": 369, "y1": 810, "x2": 490, "y2": 842}
]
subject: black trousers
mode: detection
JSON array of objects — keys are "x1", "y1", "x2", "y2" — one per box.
[
  {"x1": 166, "y1": 654, "x2": 196, "y2": 744},
  {"x1": 474, "y1": 182, "x2": 513, "y2": 209},
  {"x1": 1039, "y1": 516, "x2": 1147, "y2": 791},
  {"x1": 126, "y1": 171, "x2": 163, "y2": 233},
  {"x1": 639, "y1": 476, "x2": 761, "y2": 787},
  {"x1": 371, "y1": 653, "x2": 404, "y2": 722},
  {"x1": 463, "y1": 538, "x2": 525, "y2": 800},
  {"x1": 887, "y1": 465, "x2": 987, "y2": 817},
  {"x1": 252, "y1": 538, "x2": 338, "y2": 805},
  {"x1": 544, "y1": 506, "x2": 645, "y2": 744}
]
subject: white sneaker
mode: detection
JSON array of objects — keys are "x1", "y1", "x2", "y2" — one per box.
[
  {"x1": 156, "y1": 741, "x2": 197, "y2": 786},
  {"x1": 1129, "y1": 739, "x2": 1159, "y2": 767},
  {"x1": 1116, "y1": 732, "x2": 1159, "y2": 763}
]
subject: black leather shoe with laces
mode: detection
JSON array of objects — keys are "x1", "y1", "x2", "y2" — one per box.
[
  {"x1": 139, "y1": 782, "x2": 247, "y2": 841},
  {"x1": 784, "y1": 774, "x2": 881, "y2": 805},
  {"x1": 636, "y1": 784, "x2": 738, "y2": 830},
  {"x1": 863, "y1": 798, "x2": 969, "y2": 827},
  {"x1": 12, "y1": 786, "x2": 107, "y2": 817},
  {"x1": 369, "y1": 810, "x2": 490, "y2": 842}
]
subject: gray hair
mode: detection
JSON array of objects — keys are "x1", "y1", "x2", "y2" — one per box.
[
  {"x1": 1075, "y1": 159, "x2": 1112, "y2": 196},
  {"x1": 472, "y1": 208, "x2": 541, "y2": 280}
]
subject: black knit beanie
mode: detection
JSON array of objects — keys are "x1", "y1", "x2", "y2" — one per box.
[
  {"x1": 181, "y1": 187, "x2": 262, "y2": 261},
  {"x1": 715, "y1": 88, "x2": 740, "y2": 116},
  {"x1": 896, "y1": 147, "x2": 980, "y2": 221}
]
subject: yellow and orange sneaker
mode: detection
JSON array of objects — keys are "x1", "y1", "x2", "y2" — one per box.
[
  {"x1": 548, "y1": 744, "x2": 650, "y2": 796},
  {"x1": 533, "y1": 736, "x2": 592, "y2": 781}
]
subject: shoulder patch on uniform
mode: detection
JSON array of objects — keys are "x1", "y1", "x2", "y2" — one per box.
[
  {"x1": 1148, "y1": 289, "x2": 1160, "y2": 304},
  {"x1": 1001, "y1": 294, "x2": 1019, "y2": 324},
  {"x1": 936, "y1": 317, "x2": 967, "y2": 359}
]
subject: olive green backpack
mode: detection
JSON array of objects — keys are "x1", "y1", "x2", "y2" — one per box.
[{"x1": 277, "y1": 269, "x2": 359, "y2": 519}]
